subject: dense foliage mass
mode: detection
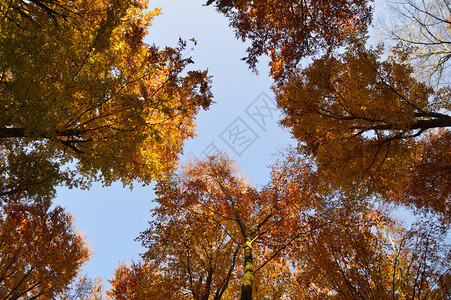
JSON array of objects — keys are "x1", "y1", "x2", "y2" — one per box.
[
  {"x1": 208, "y1": 0, "x2": 373, "y2": 81},
  {"x1": 277, "y1": 40, "x2": 450, "y2": 219},
  {"x1": 0, "y1": 201, "x2": 90, "y2": 299},
  {"x1": 0, "y1": 0, "x2": 212, "y2": 200}
]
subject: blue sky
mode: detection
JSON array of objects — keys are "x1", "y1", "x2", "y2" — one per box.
[{"x1": 55, "y1": 0, "x2": 293, "y2": 287}]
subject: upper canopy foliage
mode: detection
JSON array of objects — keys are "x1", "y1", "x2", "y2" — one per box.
[
  {"x1": 0, "y1": 0, "x2": 212, "y2": 201},
  {"x1": 277, "y1": 39, "x2": 450, "y2": 219},
  {"x1": 207, "y1": 0, "x2": 373, "y2": 81},
  {"x1": 111, "y1": 154, "x2": 450, "y2": 299},
  {"x1": 205, "y1": 0, "x2": 450, "y2": 220},
  {"x1": 0, "y1": 201, "x2": 90, "y2": 299}
]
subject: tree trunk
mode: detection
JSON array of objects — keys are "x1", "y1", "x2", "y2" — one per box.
[
  {"x1": 200, "y1": 267, "x2": 214, "y2": 300},
  {"x1": 0, "y1": 127, "x2": 83, "y2": 139},
  {"x1": 240, "y1": 236, "x2": 254, "y2": 300}
]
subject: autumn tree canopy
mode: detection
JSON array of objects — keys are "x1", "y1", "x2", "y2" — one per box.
[
  {"x1": 0, "y1": 201, "x2": 90, "y2": 299},
  {"x1": 208, "y1": 0, "x2": 373, "y2": 81},
  {"x1": 203, "y1": 0, "x2": 449, "y2": 219},
  {"x1": 109, "y1": 154, "x2": 450, "y2": 299},
  {"x1": 277, "y1": 39, "x2": 450, "y2": 219},
  {"x1": 137, "y1": 194, "x2": 239, "y2": 300},
  {"x1": 382, "y1": 0, "x2": 451, "y2": 83},
  {"x1": 131, "y1": 155, "x2": 330, "y2": 300},
  {"x1": 107, "y1": 262, "x2": 188, "y2": 300},
  {"x1": 0, "y1": 0, "x2": 212, "y2": 200},
  {"x1": 205, "y1": 0, "x2": 449, "y2": 221},
  {"x1": 1, "y1": 0, "x2": 448, "y2": 298},
  {"x1": 291, "y1": 211, "x2": 450, "y2": 299}
]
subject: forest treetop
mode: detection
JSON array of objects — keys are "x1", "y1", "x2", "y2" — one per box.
[{"x1": 1, "y1": 0, "x2": 213, "y2": 204}]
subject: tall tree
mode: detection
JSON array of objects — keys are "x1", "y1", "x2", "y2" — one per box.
[
  {"x1": 207, "y1": 0, "x2": 449, "y2": 220},
  {"x1": 110, "y1": 153, "x2": 450, "y2": 298},
  {"x1": 292, "y1": 213, "x2": 450, "y2": 299},
  {"x1": 134, "y1": 154, "x2": 333, "y2": 300},
  {"x1": 382, "y1": 0, "x2": 451, "y2": 83},
  {"x1": 276, "y1": 38, "x2": 450, "y2": 220},
  {"x1": 207, "y1": 0, "x2": 373, "y2": 81},
  {"x1": 0, "y1": 0, "x2": 212, "y2": 198},
  {"x1": 107, "y1": 262, "x2": 187, "y2": 300},
  {"x1": 0, "y1": 201, "x2": 90, "y2": 299}
]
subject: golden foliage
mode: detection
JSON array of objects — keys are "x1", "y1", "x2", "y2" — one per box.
[
  {"x1": 209, "y1": 0, "x2": 373, "y2": 81},
  {"x1": 0, "y1": 201, "x2": 90, "y2": 299},
  {"x1": 277, "y1": 40, "x2": 450, "y2": 219},
  {"x1": 108, "y1": 262, "x2": 187, "y2": 300},
  {"x1": 0, "y1": 0, "x2": 212, "y2": 193},
  {"x1": 107, "y1": 153, "x2": 451, "y2": 299}
]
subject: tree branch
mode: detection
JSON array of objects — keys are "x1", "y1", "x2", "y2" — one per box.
[{"x1": 253, "y1": 220, "x2": 333, "y2": 275}]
